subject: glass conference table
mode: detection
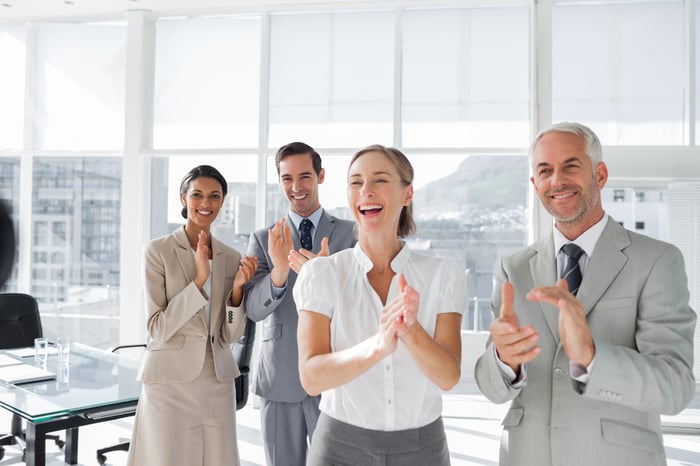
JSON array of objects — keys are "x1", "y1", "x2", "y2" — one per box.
[{"x1": 0, "y1": 343, "x2": 141, "y2": 466}]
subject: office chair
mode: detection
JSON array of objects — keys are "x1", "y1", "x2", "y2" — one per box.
[
  {"x1": 95, "y1": 344, "x2": 146, "y2": 465},
  {"x1": 0, "y1": 293, "x2": 64, "y2": 462},
  {"x1": 96, "y1": 317, "x2": 257, "y2": 465}
]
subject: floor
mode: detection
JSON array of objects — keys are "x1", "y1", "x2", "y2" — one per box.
[{"x1": 1, "y1": 382, "x2": 699, "y2": 466}]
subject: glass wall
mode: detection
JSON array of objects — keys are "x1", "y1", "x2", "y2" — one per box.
[{"x1": 0, "y1": 1, "x2": 699, "y2": 393}]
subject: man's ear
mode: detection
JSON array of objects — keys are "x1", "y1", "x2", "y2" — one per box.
[
  {"x1": 318, "y1": 167, "x2": 325, "y2": 184},
  {"x1": 596, "y1": 162, "x2": 608, "y2": 189}
]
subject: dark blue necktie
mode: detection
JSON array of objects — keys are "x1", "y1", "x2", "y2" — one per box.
[
  {"x1": 561, "y1": 243, "x2": 584, "y2": 296},
  {"x1": 299, "y1": 218, "x2": 313, "y2": 251}
]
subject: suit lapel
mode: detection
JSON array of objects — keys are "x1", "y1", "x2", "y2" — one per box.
[
  {"x1": 578, "y1": 219, "x2": 630, "y2": 315},
  {"x1": 288, "y1": 214, "x2": 301, "y2": 250},
  {"x1": 174, "y1": 227, "x2": 196, "y2": 283},
  {"x1": 529, "y1": 235, "x2": 560, "y2": 341},
  {"x1": 314, "y1": 211, "x2": 336, "y2": 253}
]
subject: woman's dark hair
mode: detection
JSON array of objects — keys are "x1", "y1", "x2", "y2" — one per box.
[
  {"x1": 179, "y1": 165, "x2": 228, "y2": 219},
  {"x1": 349, "y1": 144, "x2": 416, "y2": 238}
]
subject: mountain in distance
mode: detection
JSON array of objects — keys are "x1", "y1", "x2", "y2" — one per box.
[{"x1": 413, "y1": 155, "x2": 529, "y2": 231}]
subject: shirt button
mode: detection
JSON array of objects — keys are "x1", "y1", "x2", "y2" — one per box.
[{"x1": 553, "y1": 368, "x2": 564, "y2": 378}]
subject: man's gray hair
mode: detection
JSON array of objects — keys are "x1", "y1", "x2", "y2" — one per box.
[{"x1": 529, "y1": 122, "x2": 603, "y2": 165}]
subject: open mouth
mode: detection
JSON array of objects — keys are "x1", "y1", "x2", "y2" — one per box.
[{"x1": 358, "y1": 204, "x2": 383, "y2": 215}]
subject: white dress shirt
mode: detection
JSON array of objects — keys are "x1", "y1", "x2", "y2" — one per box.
[{"x1": 293, "y1": 242, "x2": 468, "y2": 431}]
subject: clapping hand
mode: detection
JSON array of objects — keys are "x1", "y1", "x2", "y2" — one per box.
[
  {"x1": 526, "y1": 279, "x2": 595, "y2": 367},
  {"x1": 490, "y1": 282, "x2": 540, "y2": 373},
  {"x1": 289, "y1": 237, "x2": 330, "y2": 273}
]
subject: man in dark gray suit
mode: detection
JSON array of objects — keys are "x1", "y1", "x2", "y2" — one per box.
[
  {"x1": 474, "y1": 122, "x2": 695, "y2": 466},
  {"x1": 245, "y1": 142, "x2": 356, "y2": 466}
]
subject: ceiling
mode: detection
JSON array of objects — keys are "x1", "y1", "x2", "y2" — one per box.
[{"x1": 0, "y1": 0, "x2": 372, "y2": 21}]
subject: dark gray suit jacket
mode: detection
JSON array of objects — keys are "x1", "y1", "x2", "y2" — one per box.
[
  {"x1": 474, "y1": 217, "x2": 696, "y2": 466},
  {"x1": 245, "y1": 210, "x2": 356, "y2": 402}
]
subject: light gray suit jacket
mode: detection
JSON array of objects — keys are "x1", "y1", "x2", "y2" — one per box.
[
  {"x1": 474, "y1": 218, "x2": 696, "y2": 466},
  {"x1": 245, "y1": 210, "x2": 356, "y2": 402},
  {"x1": 138, "y1": 226, "x2": 247, "y2": 384}
]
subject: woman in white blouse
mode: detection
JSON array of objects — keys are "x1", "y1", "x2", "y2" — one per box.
[{"x1": 294, "y1": 145, "x2": 467, "y2": 465}]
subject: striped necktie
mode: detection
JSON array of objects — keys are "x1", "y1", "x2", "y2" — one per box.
[{"x1": 561, "y1": 243, "x2": 584, "y2": 296}]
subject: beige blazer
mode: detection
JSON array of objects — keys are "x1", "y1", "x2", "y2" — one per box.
[
  {"x1": 138, "y1": 226, "x2": 247, "y2": 384},
  {"x1": 474, "y1": 218, "x2": 696, "y2": 466}
]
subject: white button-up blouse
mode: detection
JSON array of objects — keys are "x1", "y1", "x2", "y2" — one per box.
[{"x1": 293, "y1": 242, "x2": 468, "y2": 431}]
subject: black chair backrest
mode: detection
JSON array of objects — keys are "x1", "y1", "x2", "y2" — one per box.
[
  {"x1": 233, "y1": 316, "x2": 256, "y2": 410},
  {"x1": 0, "y1": 293, "x2": 43, "y2": 350}
]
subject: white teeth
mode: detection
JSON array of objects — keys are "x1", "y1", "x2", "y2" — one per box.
[
  {"x1": 292, "y1": 194, "x2": 307, "y2": 200},
  {"x1": 198, "y1": 210, "x2": 212, "y2": 215},
  {"x1": 552, "y1": 192, "x2": 575, "y2": 199},
  {"x1": 359, "y1": 204, "x2": 382, "y2": 211}
]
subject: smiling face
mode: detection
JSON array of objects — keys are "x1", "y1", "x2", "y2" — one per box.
[
  {"x1": 279, "y1": 153, "x2": 324, "y2": 217},
  {"x1": 530, "y1": 131, "x2": 608, "y2": 238},
  {"x1": 347, "y1": 150, "x2": 413, "y2": 237},
  {"x1": 181, "y1": 176, "x2": 225, "y2": 231}
]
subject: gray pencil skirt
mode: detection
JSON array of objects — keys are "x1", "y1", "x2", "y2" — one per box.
[{"x1": 307, "y1": 412, "x2": 450, "y2": 466}]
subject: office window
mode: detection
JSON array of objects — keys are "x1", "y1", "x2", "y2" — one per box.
[
  {"x1": 33, "y1": 22, "x2": 126, "y2": 150},
  {"x1": 31, "y1": 157, "x2": 122, "y2": 347},
  {"x1": 0, "y1": 25, "x2": 26, "y2": 151},
  {"x1": 268, "y1": 11, "x2": 395, "y2": 148},
  {"x1": 553, "y1": 0, "x2": 684, "y2": 145},
  {"x1": 402, "y1": 6, "x2": 530, "y2": 148},
  {"x1": 154, "y1": 16, "x2": 262, "y2": 149},
  {"x1": 410, "y1": 153, "x2": 528, "y2": 330}
]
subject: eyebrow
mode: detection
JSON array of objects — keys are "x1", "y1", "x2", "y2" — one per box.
[
  {"x1": 281, "y1": 171, "x2": 313, "y2": 178},
  {"x1": 349, "y1": 170, "x2": 393, "y2": 177},
  {"x1": 191, "y1": 188, "x2": 222, "y2": 194},
  {"x1": 535, "y1": 156, "x2": 581, "y2": 169}
]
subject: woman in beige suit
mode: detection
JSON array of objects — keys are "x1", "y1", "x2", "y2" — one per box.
[{"x1": 127, "y1": 165, "x2": 257, "y2": 466}]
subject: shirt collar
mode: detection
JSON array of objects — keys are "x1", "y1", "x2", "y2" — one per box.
[
  {"x1": 352, "y1": 241, "x2": 411, "y2": 273},
  {"x1": 288, "y1": 207, "x2": 323, "y2": 231},
  {"x1": 553, "y1": 213, "x2": 609, "y2": 257}
]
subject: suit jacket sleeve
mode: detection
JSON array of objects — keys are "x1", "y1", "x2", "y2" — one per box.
[
  {"x1": 474, "y1": 256, "x2": 523, "y2": 404},
  {"x1": 582, "y1": 243, "x2": 696, "y2": 415},
  {"x1": 244, "y1": 229, "x2": 287, "y2": 322},
  {"x1": 218, "y1": 248, "x2": 247, "y2": 345},
  {"x1": 143, "y1": 238, "x2": 207, "y2": 342}
]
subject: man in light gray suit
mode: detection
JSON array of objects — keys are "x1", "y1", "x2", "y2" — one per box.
[
  {"x1": 474, "y1": 122, "x2": 696, "y2": 466},
  {"x1": 245, "y1": 142, "x2": 356, "y2": 466}
]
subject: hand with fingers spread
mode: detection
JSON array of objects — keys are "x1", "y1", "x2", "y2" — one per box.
[
  {"x1": 289, "y1": 236, "x2": 330, "y2": 273},
  {"x1": 490, "y1": 282, "x2": 541, "y2": 373},
  {"x1": 267, "y1": 217, "x2": 292, "y2": 287},
  {"x1": 526, "y1": 279, "x2": 595, "y2": 367}
]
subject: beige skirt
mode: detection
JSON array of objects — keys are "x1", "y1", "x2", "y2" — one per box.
[{"x1": 126, "y1": 346, "x2": 239, "y2": 466}]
